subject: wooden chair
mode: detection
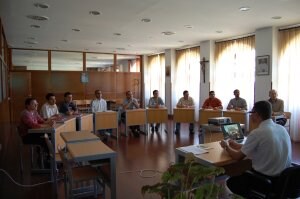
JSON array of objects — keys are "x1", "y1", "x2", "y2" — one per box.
[
  {"x1": 58, "y1": 146, "x2": 104, "y2": 198},
  {"x1": 284, "y1": 112, "x2": 291, "y2": 135},
  {"x1": 44, "y1": 134, "x2": 62, "y2": 195}
]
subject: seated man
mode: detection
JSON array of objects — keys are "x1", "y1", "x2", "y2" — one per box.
[
  {"x1": 174, "y1": 90, "x2": 195, "y2": 135},
  {"x1": 227, "y1": 89, "x2": 247, "y2": 110},
  {"x1": 121, "y1": 91, "x2": 141, "y2": 137},
  {"x1": 59, "y1": 91, "x2": 78, "y2": 115},
  {"x1": 19, "y1": 97, "x2": 55, "y2": 162},
  {"x1": 202, "y1": 91, "x2": 223, "y2": 110},
  {"x1": 148, "y1": 90, "x2": 165, "y2": 132},
  {"x1": 40, "y1": 93, "x2": 61, "y2": 119},
  {"x1": 219, "y1": 101, "x2": 291, "y2": 198},
  {"x1": 91, "y1": 89, "x2": 112, "y2": 140},
  {"x1": 268, "y1": 89, "x2": 287, "y2": 126}
]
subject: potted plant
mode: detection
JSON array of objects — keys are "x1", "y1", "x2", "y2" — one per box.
[{"x1": 141, "y1": 153, "x2": 240, "y2": 199}]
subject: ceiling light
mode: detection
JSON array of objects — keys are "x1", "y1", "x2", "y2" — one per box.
[
  {"x1": 24, "y1": 41, "x2": 38, "y2": 44},
  {"x1": 161, "y1": 31, "x2": 176, "y2": 35},
  {"x1": 28, "y1": 37, "x2": 35, "y2": 40},
  {"x1": 30, "y1": 24, "x2": 41, "y2": 28},
  {"x1": 141, "y1": 18, "x2": 151, "y2": 23},
  {"x1": 61, "y1": 39, "x2": 68, "y2": 42},
  {"x1": 239, "y1": 6, "x2": 250, "y2": 11},
  {"x1": 33, "y1": 2, "x2": 49, "y2": 9},
  {"x1": 216, "y1": 30, "x2": 223, "y2": 33},
  {"x1": 89, "y1": 11, "x2": 101, "y2": 15},
  {"x1": 113, "y1": 33, "x2": 122, "y2": 36},
  {"x1": 96, "y1": 42, "x2": 102, "y2": 45},
  {"x1": 72, "y1": 28, "x2": 80, "y2": 32},
  {"x1": 27, "y1": 15, "x2": 49, "y2": 21},
  {"x1": 184, "y1": 25, "x2": 193, "y2": 29},
  {"x1": 272, "y1": 16, "x2": 282, "y2": 20}
]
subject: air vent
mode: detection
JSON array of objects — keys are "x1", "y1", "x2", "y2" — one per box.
[
  {"x1": 24, "y1": 41, "x2": 38, "y2": 44},
  {"x1": 89, "y1": 11, "x2": 101, "y2": 15},
  {"x1": 72, "y1": 28, "x2": 80, "y2": 32},
  {"x1": 113, "y1": 33, "x2": 122, "y2": 36},
  {"x1": 33, "y1": 3, "x2": 49, "y2": 9},
  {"x1": 141, "y1": 18, "x2": 151, "y2": 23},
  {"x1": 30, "y1": 24, "x2": 41, "y2": 28},
  {"x1": 27, "y1": 15, "x2": 49, "y2": 21},
  {"x1": 162, "y1": 31, "x2": 176, "y2": 36}
]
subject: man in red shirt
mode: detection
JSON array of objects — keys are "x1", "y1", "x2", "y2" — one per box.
[{"x1": 202, "y1": 91, "x2": 223, "y2": 110}]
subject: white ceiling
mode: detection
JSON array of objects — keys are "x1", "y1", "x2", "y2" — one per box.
[{"x1": 1, "y1": 0, "x2": 300, "y2": 55}]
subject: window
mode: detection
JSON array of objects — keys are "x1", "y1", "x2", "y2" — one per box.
[
  {"x1": 116, "y1": 55, "x2": 140, "y2": 72},
  {"x1": 86, "y1": 53, "x2": 114, "y2": 72},
  {"x1": 12, "y1": 49, "x2": 48, "y2": 71},
  {"x1": 51, "y1": 51, "x2": 82, "y2": 71}
]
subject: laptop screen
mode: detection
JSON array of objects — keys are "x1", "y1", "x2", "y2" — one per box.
[{"x1": 221, "y1": 123, "x2": 244, "y2": 141}]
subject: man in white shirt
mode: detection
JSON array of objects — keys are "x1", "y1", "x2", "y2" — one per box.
[
  {"x1": 91, "y1": 90, "x2": 107, "y2": 112},
  {"x1": 91, "y1": 90, "x2": 111, "y2": 140},
  {"x1": 40, "y1": 93, "x2": 60, "y2": 119}
]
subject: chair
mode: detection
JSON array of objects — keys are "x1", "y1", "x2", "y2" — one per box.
[
  {"x1": 284, "y1": 112, "x2": 291, "y2": 135},
  {"x1": 245, "y1": 163, "x2": 300, "y2": 199},
  {"x1": 44, "y1": 134, "x2": 62, "y2": 194},
  {"x1": 16, "y1": 126, "x2": 44, "y2": 174},
  {"x1": 58, "y1": 146, "x2": 104, "y2": 198}
]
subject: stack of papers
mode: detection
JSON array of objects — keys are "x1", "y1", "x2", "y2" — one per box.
[{"x1": 179, "y1": 145, "x2": 209, "y2": 155}]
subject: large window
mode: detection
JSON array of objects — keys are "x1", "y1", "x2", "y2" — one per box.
[
  {"x1": 117, "y1": 55, "x2": 140, "y2": 72},
  {"x1": 12, "y1": 49, "x2": 48, "y2": 70},
  {"x1": 145, "y1": 54, "x2": 165, "y2": 105},
  {"x1": 86, "y1": 53, "x2": 114, "y2": 72},
  {"x1": 51, "y1": 51, "x2": 82, "y2": 71},
  {"x1": 174, "y1": 47, "x2": 200, "y2": 120},
  {"x1": 213, "y1": 36, "x2": 255, "y2": 111},
  {"x1": 278, "y1": 27, "x2": 300, "y2": 141}
]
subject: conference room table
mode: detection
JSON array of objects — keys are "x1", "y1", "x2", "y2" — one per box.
[
  {"x1": 146, "y1": 107, "x2": 168, "y2": 132},
  {"x1": 124, "y1": 109, "x2": 147, "y2": 136},
  {"x1": 175, "y1": 141, "x2": 251, "y2": 176},
  {"x1": 60, "y1": 130, "x2": 99, "y2": 143},
  {"x1": 94, "y1": 111, "x2": 119, "y2": 139},
  {"x1": 66, "y1": 140, "x2": 117, "y2": 199}
]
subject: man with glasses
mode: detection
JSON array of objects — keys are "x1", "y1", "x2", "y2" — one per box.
[
  {"x1": 202, "y1": 91, "x2": 223, "y2": 110},
  {"x1": 148, "y1": 90, "x2": 165, "y2": 132},
  {"x1": 219, "y1": 101, "x2": 291, "y2": 198}
]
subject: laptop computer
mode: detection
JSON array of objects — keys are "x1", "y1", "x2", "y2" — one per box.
[{"x1": 221, "y1": 123, "x2": 245, "y2": 143}]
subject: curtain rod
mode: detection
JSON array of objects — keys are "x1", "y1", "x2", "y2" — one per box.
[
  {"x1": 215, "y1": 33, "x2": 255, "y2": 43},
  {"x1": 279, "y1": 24, "x2": 300, "y2": 31}
]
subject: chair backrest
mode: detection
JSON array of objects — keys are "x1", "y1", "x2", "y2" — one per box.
[
  {"x1": 277, "y1": 164, "x2": 300, "y2": 198},
  {"x1": 58, "y1": 146, "x2": 73, "y2": 183}
]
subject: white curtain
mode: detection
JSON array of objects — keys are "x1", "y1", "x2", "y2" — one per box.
[
  {"x1": 213, "y1": 36, "x2": 255, "y2": 110},
  {"x1": 145, "y1": 54, "x2": 165, "y2": 106},
  {"x1": 277, "y1": 27, "x2": 300, "y2": 141},
  {"x1": 174, "y1": 47, "x2": 200, "y2": 120}
]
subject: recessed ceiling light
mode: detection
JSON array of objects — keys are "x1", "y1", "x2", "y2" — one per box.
[
  {"x1": 72, "y1": 28, "x2": 80, "y2": 32},
  {"x1": 96, "y1": 42, "x2": 102, "y2": 45},
  {"x1": 30, "y1": 24, "x2": 41, "y2": 28},
  {"x1": 27, "y1": 15, "x2": 49, "y2": 21},
  {"x1": 184, "y1": 25, "x2": 193, "y2": 29},
  {"x1": 178, "y1": 41, "x2": 184, "y2": 43},
  {"x1": 24, "y1": 41, "x2": 38, "y2": 44},
  {"x1": 239, "y1": 6, "x2": 250, "y2": 11},
  {"x1": 28, "y1": 37, "x2": 35, "y2": 40},
  {"x1": 113, "y1": 33, "x2": 122, "y2": 36},
  {"x1": 161, "y1": 31, "x2": 176, "y2": 35},
  {"x1": 272, "y1": 16, "x2": 282, "y2": 20},
  {"x1": 61, "y1": 39, "x2": 68, "y2": 42},
  {"x1": 89, "y1": 10, "x2": 101, "y2": 15},
  {"x1": 141, "y1": 18, "x2": 151, "y2": 23},
  {"x1": 33, "y1": 2, "x2": 49, "y2": 9},
  {"x1": 216, "y1": 30, "x2": 223, "y2": 33}
]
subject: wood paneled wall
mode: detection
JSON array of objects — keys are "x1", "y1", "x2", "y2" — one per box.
[{"x1": 10, "y1": 71, "x2": 141, "y2": 122}]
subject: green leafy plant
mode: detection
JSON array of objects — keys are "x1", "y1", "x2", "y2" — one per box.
[{"x1": 141, "y1": 153, "x2": 226, "y2": 199}]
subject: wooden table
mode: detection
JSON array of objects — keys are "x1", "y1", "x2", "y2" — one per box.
[
  {"x1": 76, "y1": 113, "x2": 93, "y2": 132},
  {"x1": 67, "y1": 140, "x2": 117, "y2": 199},
  {"x1": 199, "y1": 109, "x2": 222, "y2": 126},
  {"x1": 146, "y1": 107, "x2": 168, "y2": 132},
  {"x1": 60, "y1": 131, "x2": 99, "y2": 143},
  {"x1": 175, "y1": 141, "x2": 251, "y2": 176},
  {"x1": 94, "y1": 111, "x2": 119, "y2": 139},
  {"x1": 125, "y1": 109, "x2": 147, "y2": 136}
]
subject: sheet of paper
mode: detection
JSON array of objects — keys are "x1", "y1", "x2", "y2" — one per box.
[{"x1": 179, "y1": 145, "x2": 208, "y2": 155}]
